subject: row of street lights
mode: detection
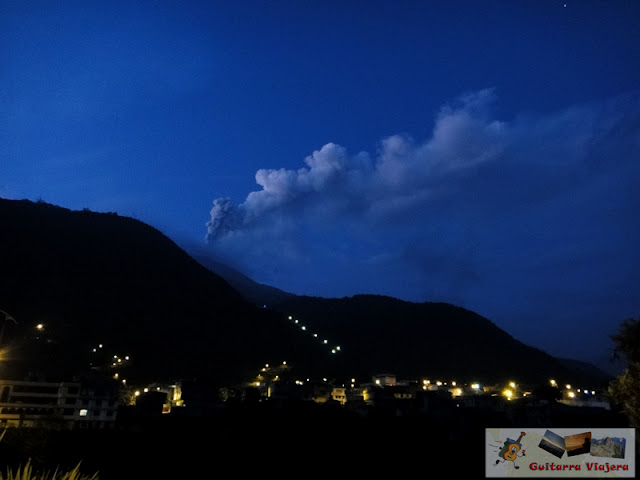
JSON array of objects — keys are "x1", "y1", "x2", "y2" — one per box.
[{"x1": 286, "y1": 315, "x2": 342, "y2": 355}]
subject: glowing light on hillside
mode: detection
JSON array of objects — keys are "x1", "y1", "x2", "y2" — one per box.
[
  {"x1": 549, "y1": 379, "x2": 557, "y2": 387},
  {"x1": 471, "y1": 383, "x2": 480, "y2": 390},
  {"x1": 283, "y1": 313, "x2": 343, "y2": 355},
  {"x1": 503, "y1": 389, "x2": 513, "y2": 400}
]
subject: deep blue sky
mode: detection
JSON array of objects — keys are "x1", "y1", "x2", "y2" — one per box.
[{"x1": 2, "y1": 0, "x2": 639, "y2": 369}]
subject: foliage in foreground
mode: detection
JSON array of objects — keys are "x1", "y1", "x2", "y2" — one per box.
[
  {"x1": 608, "y1": 317, "x2": 640, "y2": 427},
  {"x1": 0, "y1": 429, "x2": 98, "y2": 480},
  {"x1": 0, "y1": 460, "x2": 98, "y2": 480}
]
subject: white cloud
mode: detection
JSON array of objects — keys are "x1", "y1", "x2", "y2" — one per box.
[{"x1": 205, "y1": 89, "x2": 640, "y2": 318}]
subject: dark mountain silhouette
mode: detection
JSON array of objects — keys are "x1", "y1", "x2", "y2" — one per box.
[
  {"x1": 258, "y1": 294, "x2": 614, "y2": 387},
  {"x1": 183, "y1": 246, "x2": 294, "y2": 307},
  {"x1": 197, "y1": 251, "x2": 614, "y2": 388},
  {"x1": 0, "y1": 198, "x2": 328, "y2": 386},
  {"x1": 0, "y1": 198, "x2": 612, "y2": 390}
]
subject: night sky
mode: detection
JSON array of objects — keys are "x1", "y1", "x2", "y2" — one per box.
[{"x1": 2, "y1": 1, "x2": 639, "y2": 368}]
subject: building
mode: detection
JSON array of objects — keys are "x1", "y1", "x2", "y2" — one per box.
[{"x1": 0, "y1": 377, "x2": 119, "y2": 429}]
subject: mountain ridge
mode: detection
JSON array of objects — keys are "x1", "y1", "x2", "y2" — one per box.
[
  {"x1": 186, "y1": 245, "x2": 614, "y2": 388},
  {"x1": 0, "y1": 197, "x2": 613, "y2": 389}
]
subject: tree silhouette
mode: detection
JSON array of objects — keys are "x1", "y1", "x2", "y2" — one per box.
[{"x1": 608, "y1": 317, "x2": 640, "y2": 426}]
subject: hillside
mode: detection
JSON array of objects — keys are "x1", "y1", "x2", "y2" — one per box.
[
  {"x1": 265, "y1": 294, "x2": 614, "y2": 387},
  {"x1": 0, "y1": 198, "x2": 612, "y2": 390},
  {"x1": 0, "y1": 198, "x2": 329, "y2": 385},
  {"x1": 200, "y1": 256, "x2": 614, "y2": 388}
]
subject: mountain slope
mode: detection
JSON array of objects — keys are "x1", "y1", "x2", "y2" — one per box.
[
  {"x1": 0, "y1": 198, "x2": 329, "y2": 385},
  {"x1": 263, "y1": 294, "x2": 610, "y2": 386},
  {"x1": 184, "y1": 247, "x2": 295, "y2": 307},
  {"x1": 197, "y1": 256, "x2": 614, "y2": 388},
  {"x1": 0, "y1": 198, "x2": 612, "y2": 389}
]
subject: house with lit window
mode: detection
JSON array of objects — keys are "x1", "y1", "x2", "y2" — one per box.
[{"x1": 0, "y1": 376, "x2": 119, "y2": 429}]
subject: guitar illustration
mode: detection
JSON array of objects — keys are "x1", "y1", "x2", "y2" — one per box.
[
  {"x1": 493, "y1": 431, "x2": 526, "y2": 469},
  {"x1": 500, "y1": 431, "x2": 526, "y2": 461}
]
